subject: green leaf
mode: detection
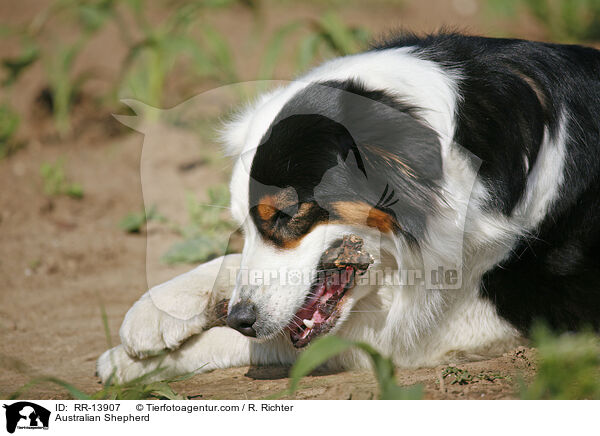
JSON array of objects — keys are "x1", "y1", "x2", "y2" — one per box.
[
  {"x1": 66, "y1": 182, "x2": 84, "y2": 199},
  {"x1": 520, "y1": 324, "x2": 600, "y2": 399},
  {"x1": 260, "y1": 21, "x2": 301, "y2": 80},
  {"x1": 200, "y1": 25, "x2": 238, "y2": 83},
  {"x1": 119, "y1": 205, "x2": 161, "y2": 233},
  {"x1": 142, "y1": 382, "x2": 187, "y2": 400},
  {"x1": 289, "y1": 336, "x2": 355, "y2": 394},
  {"x1": 315, "y1": 12, "x2": 358, "y2": 55},
  {"x1": 9, "y1": 376, "x2": 92, "y2": 400},
  {"x1": 119, "y1": 212, "x2": 147, "y2": 233},
  {"x1": 288, "y1": 336, "x2": 424, "y2": 400},
  {"x1": 1, "y1": 44, "x2": 39, "y2": 87},
  {"x1": 297, "y1": 33, "x2": 322, "y2": 72},
  {"x1": 78, "y1": 3, "x2": 112, "y2": 33},
  {"x1": 40, "y1": 158, "x2": 84, "y2": 198},
  {"x1": 0, "y1": 104, "x2": 20, "y2": 158}
]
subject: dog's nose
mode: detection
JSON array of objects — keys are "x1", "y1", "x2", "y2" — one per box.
[{"x1": 227, "y1": 302, "x2": 257, "y2": 337}]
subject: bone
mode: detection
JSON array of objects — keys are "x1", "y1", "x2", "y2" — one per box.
[{"x1": 320, "y1": 234, "x2": 374, "y2": 274}]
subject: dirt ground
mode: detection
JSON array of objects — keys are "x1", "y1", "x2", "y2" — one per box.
[{"x1": 0, "y1": 0, "x2": 550, "y2": 400}]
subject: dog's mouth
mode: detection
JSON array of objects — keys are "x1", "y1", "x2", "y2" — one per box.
[{"x1": 287, "y1": 235, "x2": 373, "y2": 348}]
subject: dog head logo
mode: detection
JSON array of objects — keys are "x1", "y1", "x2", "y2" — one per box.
[{"x1": 3, "y1": 402, "x2": 50, "y2": 434}]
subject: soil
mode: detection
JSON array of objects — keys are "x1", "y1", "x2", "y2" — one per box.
[{"x1": 0, "y1": 0, "x2": 550, "y2": 400}]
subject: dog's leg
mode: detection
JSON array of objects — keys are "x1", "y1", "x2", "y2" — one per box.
[
  {"x1": 115, "y1": 254, "x2": 241, "y2": 359},
  {"x1": 97, "y1": 327, "x2": 296, "y2": 384}
]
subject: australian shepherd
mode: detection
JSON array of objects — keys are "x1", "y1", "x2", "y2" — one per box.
[{"x1": 98, "y1": 32, "x2": 600, "y2": 383}]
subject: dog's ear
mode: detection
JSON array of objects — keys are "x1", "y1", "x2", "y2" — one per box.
[
  {"x1": 218, "y1": 105, "x2": 253, "y2": 157},
  {"x1": 218, "y1": 89, "x2": 284, "y2": 157}
]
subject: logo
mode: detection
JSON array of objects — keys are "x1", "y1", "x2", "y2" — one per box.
[{"x1": 3, "y1": 402, "x2": 50, "y2": 434}]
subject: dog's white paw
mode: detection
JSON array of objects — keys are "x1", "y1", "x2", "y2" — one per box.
[
  {"x1": 97, "y1": 345, "x2": 178, "y2": 384},
  {"x1": 119, "y1": 294, "x2": 205, "y2": 359},
  {"x1": 96, "y1": 345, "x2": 148, "y2": 384}
]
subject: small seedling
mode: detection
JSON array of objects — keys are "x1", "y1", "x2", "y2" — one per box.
[
  {"x1": 441, "y1": 366, "x2": 474, "y2": 385},
  {"x1": 259, "y1": 12, "x2": 370, "y2": 81},
  {"x1": 40, "y1": 158, "x2": 84, "y2": 199},
  {"x1": 0, "y1": 104, "x2": 20, "y2": 158},
  {"x1": 1, "y1": 41, "x2": 39, "y2": 87},
  {"x1": 119, "y1": 205, "x2": 164, "y2": 233},
  {"x1": 477, "y1": 372, "x2": 509, "y2": 382},
  {"x1": 43, "y1": 40, "x2": 93, "y2": 137},
  {"x1": 118, "y1": 2, "x2": 239, "y2": 108},
  {"x1": 162, "y1": 184, "x2": 237, "y2": 264}
]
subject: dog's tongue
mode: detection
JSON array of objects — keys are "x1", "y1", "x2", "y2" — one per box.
[
  {"x1": 289, "y1": 266, "x2": 354, "y2": 347},
  {"x1": 294, "y1": 267, "x2": 354, "y2": 321}
]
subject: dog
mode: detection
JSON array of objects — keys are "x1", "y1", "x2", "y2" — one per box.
[{"x1": 97, "y1": 32, "x2": 600, "y2": 384}]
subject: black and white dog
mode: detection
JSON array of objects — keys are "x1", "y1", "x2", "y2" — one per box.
[{"x1": 98, "y1": 33, "x2": 600, "y2": 383}]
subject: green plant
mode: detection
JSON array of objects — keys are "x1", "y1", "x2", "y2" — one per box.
[
  {"x1": 162, "y1": 184, "x2": 237, "y2": 264},
  {"x1": 520, "y1": 324, "x2": 600, "y2": 399},
  {"x1": 477, "y1": 372, "x2": 509, "y2": 382},
  {"x1": 119, "y1": 205, "x2": 164, "y2": 233},
  {"x1": 302, "y1": 12, "x2": 369, "y2": 62},
  {"x1": 260, "y1": 12, "x2": 370, "y2": 80},
  {"x1": 0, "y1": 0, "x2": 123, "y2": 136},
  {"x1": 487, "y1": 0, "x2": 600, "y2": 42},
  {"x1": 288, "y1": 335, "x2": 423, "y2": 400},
  {"x1": 0, "y1": 104, "x2": 20, "y2": 158},
  {"x1": 441, "y1": 366, "x2": 474, "y2": 385},
  {"x1": 118, "y1": 1, "x2": 239, "y2": 108},
  {"x1": 40, "y1": 158, "x2": 84, "y2": 198},
  {"x1": 0, "y1": 38, "x2": 39, "y2": 88},
  {"x1": 38, "y1": 0, "x2": 125, "y2": 135},
  {"x1": 43, "y1": 41, "x2": 93, "y2": 136}
]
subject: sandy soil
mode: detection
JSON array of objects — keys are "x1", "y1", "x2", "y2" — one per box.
[{"x1": 0, "y1": 0, "x2": 548, "y2": 400}]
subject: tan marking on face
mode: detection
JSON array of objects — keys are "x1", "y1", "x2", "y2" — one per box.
[
  {"x1": 255, "y1": 191, "x2": 325, "y2": 249},
  {"x1": 256, "y1": 197, "x2": 278, "y2": 221},
  {"x1": 366, "y1": 208, "x2": 396, "y2": 233},
  {"x1": 332, "y1": 201, "x2": 396, "y2": 233},
  {"x1": 256, "y1": 187, "x2": 298, "y2": 220}
]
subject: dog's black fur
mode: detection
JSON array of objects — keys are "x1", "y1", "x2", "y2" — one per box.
[
  {"x1": 249, "y1": 80, "x2": 442, "y2": 243},
  {"x1": 382, "y1": 34, "x2": 600, "y2": 333}
]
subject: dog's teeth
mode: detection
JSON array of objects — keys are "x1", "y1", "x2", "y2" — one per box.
[{"x1": 303, "y1": 319, "x2": 315, "y2": 329}]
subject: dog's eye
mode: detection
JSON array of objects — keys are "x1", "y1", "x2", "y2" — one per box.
[
  {"x1": 274, "y1": 204, "x2": 297, "y2": 226},
  {"x1": 273, "y1": 210, "x2": 291, "y2": 226}
]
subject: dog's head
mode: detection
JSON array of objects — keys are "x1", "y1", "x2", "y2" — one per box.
[{"x1": 225, "y1": 80, "x2": 443, "y2": 347}]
